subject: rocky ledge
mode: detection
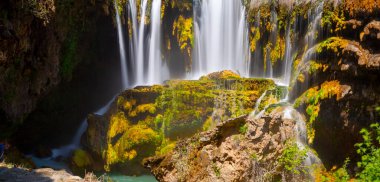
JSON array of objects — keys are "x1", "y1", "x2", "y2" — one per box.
[
  {"x1": 79, "y1": 71, "x2": 286, "y2": 175},
  {"x1": 143, "y1": 106, "x2": 320, "y2": 182}
]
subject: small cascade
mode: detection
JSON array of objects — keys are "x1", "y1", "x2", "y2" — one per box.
[
  {"x1": 115, "y1": 0, "x2": 128, "y2": 89},
  {"x1": 50, "y1": 99, "x2": 114, "y2": 159},
  {"x1": 291, "y1": 1, "x2": 324, "y2": 87},
  {"x1": 283, "y1": 106, "x2": 321, "y2": 168},
  {"x1": 281, "y1": 20, "x2": 295, "y2": 87},
  {"x1": 249, "y1": 90, "x2": 268, "y2": 118},
  {"x1": 31, "y1": 98, "x2": 114, "y2": 169},
  {"x1": 192, "y1": 0, "x2": 250, "y2": 78}
]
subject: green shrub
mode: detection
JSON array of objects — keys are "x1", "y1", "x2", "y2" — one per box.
[
  {"x1": 278, "y1": 140, "x2": 307, "y2": 174},
  {"x1": 355, "y1": 123, "x2": 380, "y2": 181}
]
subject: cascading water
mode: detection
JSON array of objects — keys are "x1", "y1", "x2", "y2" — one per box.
[
  {"x1": 115, "y1": 0, "x2": 128, "y2": 89},
  {"x1": 147, "y1": 0, "x2": 163, "y2": 85},
  {"x1": 127, "y1": 0, "x2": 166, "y2": 86},
  {"x1": 136, "y1": 0, "x2": 148, "y2": 85},
  {"x1": 30, "y1": 98, "x2": 114, "y2": 169},
  {"x1": 192, "y1": 0, "x2": 250, "y2": 78}
]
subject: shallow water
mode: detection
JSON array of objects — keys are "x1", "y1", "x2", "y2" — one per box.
[{"x1": 109, "y1": 174, "x2": 157, "y2": 182}]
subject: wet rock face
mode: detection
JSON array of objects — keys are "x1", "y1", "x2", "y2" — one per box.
[
  {"x1": 144, "y1": 107, "x2": 311, "y2": 182},
  {"x1": 0, "y1": 0, "x2": 110, "y2": 136},
  {"x1": 82, "y1": 72, "x2": 282, "y2": 175},
  {"x1": 292, "y1": 6, "x2": 380, "y2": 169}
]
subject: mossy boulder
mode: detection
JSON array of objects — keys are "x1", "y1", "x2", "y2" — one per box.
[
  {"x1": 82, "y1": 71, "x2": 284, "y2": 175},
  {"x1": 70, "y1": 149, "x2": 94, "y2": 175}
]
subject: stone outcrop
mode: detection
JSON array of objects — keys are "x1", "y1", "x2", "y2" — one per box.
[
  {"x1": 144, "y1": 106, "x2": 315, "y2": 182},
  {"x1": 82, "y1": 71, "x2": 285, "y2": 175}
]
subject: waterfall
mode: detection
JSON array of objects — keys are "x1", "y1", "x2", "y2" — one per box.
[
  {"x1": 115, "y1": 1, "x2": 128, "y2": 89},
  {"x1": 127, "y1": 0, "x2": 165, "y2": 86},
  {"x1": 128, "y1": 0, "x2": 138, "y2": 80},
  {"x1": 147, "y1": 0, "x2": 163, "y2": 85},
  {"x1": 192, "y1": 0, "x2": 250, "y2": 78},
  {"x1": 136, "y1": 0, "x2": 148, "y2": 85},
  {"x1": 282, "y1": 22, "x2": 293, "y2": 87}
]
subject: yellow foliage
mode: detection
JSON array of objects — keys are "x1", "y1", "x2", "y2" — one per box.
[
  {"x1": 295, "y1": 80, "x2": 345, "y2": 143},
  {"x1": 72, "y1": 149, "x2": 92, "y2": 168},
  {"x1": 123, "y1": 150, "x2": 137, "y2": 160},
  {"x1": 133, "y1": 104, "x2": 157, "y2": 115},
  {"x1": 202, "y1": 116, "x2": 214, "y2": 131},
  {"x1": 172, "y1": 15, "x2": 193, "y2": 57},
  {"x1": 270, "y1": 38, "x2": 285, "y2": 64},
  {"x1": 317, "y1": 37, "x2": 348, "y2": 54},
  {"x1": 156, "y1": 139, "x2": 176, "y2": 155},
  {"x1": 344, "y1": 0, "x2": 380, "y2": 16},
  {"x1": 309, "y1": 61, "x2": 329, "y2": 74},
  {"x1": 108, "y1": 112, "x2": 129, "y2": 139},
  {"x1": 297, "y1": 73, "x2": 305, "y2": 83},
  {"x1": 167, "y1": 0, "x2": 192, "y2": 11},
  {"x1": 123, "y1": 99, "x2": 136, "y2": 111},
  {"x1": 250, "y1": 27, "x2": 261, "y2": 52},
  {"x1": 104, "y1": 121, "x2": 160, "y2": 170}
]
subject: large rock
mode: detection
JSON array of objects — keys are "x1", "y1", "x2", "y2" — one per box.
[
  {"x1": 82, "y1": 71, "x2": 285, "y2": 175},
  {"x1": 143, "y1": 106, "x2": 317, "y2": 181}
]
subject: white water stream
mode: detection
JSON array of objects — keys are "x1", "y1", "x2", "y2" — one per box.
[{"x1": 192, "y1": 0, "x2": 250, "y2": 78}]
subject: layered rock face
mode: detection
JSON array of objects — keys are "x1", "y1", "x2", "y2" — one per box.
[
  {"x1": 81, "y1": 71, "x2": 285, "y2": 175},
  {"x1": 144, "y1": 107, "x2": 315, "y2": 182}
]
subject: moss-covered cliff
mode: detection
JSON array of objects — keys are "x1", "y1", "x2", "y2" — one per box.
[{"x1": 81, "y1": 71, "x2": 285, "y2": 175}]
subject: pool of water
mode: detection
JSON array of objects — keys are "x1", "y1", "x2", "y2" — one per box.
[{"x1": 108, "y1": 174, "x2": 157, "y2": 182}]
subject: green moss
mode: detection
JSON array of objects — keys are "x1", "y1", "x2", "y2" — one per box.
[
  {"x1": 60, "y1": 32, "x2": 79, "y2": 81},
  {"x1": 239, "y1": 124, "x2": 248, "y2": 134},
  {"x1": 101, "y1": 73, "x2": 280, "y2": 170},
  {"x1": 279, "y1": 140, "x2": 307, "y2": 175},
  {"x1": 73, "y1": 149, "x2": 92, "y2": 167},
  {"x1": 294, "y1": 80, "x2": 346, "y2": 143},
  {"x1": 316, "y1": 37, "x2": 348, "y2": 54}
]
